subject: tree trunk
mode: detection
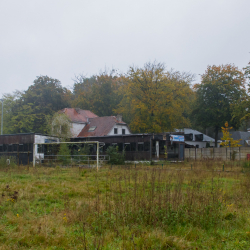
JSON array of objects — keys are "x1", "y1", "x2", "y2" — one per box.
[{"x1": 215, "y1": 127, "x2": 219, "y2": 147}]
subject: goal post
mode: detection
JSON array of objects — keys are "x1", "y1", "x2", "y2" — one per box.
[{"x1": 33, "y1": 141, "x2": 103, "y2": 170}]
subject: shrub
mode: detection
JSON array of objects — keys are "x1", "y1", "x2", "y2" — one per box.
[
  {"x1": 106, "y1": 146, "x2": 125, "y2": 165},
  {"x1": 58, "y1": 143, "x2": 71, "y2": 165},
  {"x1": 242, "y1": 160, "x2": 250, "y2": 169},
  {"x1": 73, "y1": 144, "x2": 90, "y2": 164},
  {"x1": 0, "y1": 155, "x2": 17, "y2": 168}
]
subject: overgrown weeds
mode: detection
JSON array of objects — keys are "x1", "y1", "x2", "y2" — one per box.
[{"x1": 0, "y1": 162, "x2": 249, "y2": 249}]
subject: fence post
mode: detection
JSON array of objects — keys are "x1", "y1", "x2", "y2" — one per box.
[
  {"x1": 191, "y1": 164, "x2": 192, "y2": 170},
  {"x1": 223, "y1": 164, "x2": 224, "y2": 172},
  {"x1": 135, "y1": 163, "x2": 136, "y2": 168}
]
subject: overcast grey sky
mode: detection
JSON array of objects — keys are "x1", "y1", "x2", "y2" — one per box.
[{"x1": 0, "y1": 0, "x2": 250, "y2": 97}]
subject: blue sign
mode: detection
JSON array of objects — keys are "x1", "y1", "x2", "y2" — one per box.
[{"x1": 170, "y1": 135, "x2": 184, "y2": 142}]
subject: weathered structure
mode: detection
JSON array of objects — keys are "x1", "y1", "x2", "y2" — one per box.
[
  {"x1": 73, "y1": 133, "x2": 185, "y2": 161},
  {"x1": 59, "y1": 108, "x2": 131, "y2": 137},
  {"x1": 0, "y1": 132, "x2": 185, "y2": 165},
  {"x1": 0, "y1": 133, "x2": 59, "y2": 165}
]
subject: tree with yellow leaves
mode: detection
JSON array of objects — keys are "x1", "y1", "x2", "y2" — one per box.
[
  {"x1": 116, "y1": 62, "x2": 194, "y2": 133},
  {"x1": 220, "y1": 122, "x2": 241, "y2": 147}
]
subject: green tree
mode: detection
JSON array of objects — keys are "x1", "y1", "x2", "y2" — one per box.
[
  {"x1": 72, "y1": 71, "x2": 125, "y2": 116},
  {"x1": 231, "y1": 61, "x2": 250, "y2": 129},
  {"x1": 116, "y1": 62, "x2": 194, "y2": 133},
  {"x1": 106, "y1": 146, "x2": 125, "y2": 165},
  {"x1": 0, "y1": 91, "x2": 23, "y2": 134},
  {"x1": 47, "y1": 113, "x2": 72, "y2": 140},
  {"x1": 192, "y1": 64, "x2": 246, "y2": 146},
  {"x1": 58, "y1": 143, "x2": 71, "y2": 165},
  {"x1": 1, "y1": 76, "x2": 72, "y2": 134}
]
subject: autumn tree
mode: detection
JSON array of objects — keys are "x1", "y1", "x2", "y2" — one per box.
[
  {"x1": 72, "y1": 71, "x2": 125, "y2": 117},
  {"x1": 220, "y1": 121, "x2": 241, "y2": 147},
  {"x1": 116, "y1": 62, "x2": 194, "y2": 133},
  {"x1": 192, "y1": 64, "x2": 246, "y2": 146}
]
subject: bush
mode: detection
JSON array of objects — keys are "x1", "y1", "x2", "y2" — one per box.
[
  {"x1": 0, "y1": 155, "x2": 17, "y2": 168},
  {"x1": 242, "y1": 160, "x2": 250, "y2": 169},
  {"x1": 58, "y1": 143, "x2": 71, "y2": 165},
  {"x1": 106, "y1": 146, "x2": 125, "y2": 165},
  {"x1": 73, "y1": 144, "x2": 90, "y2": 164}
]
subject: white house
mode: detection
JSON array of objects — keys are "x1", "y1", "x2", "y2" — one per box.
[
  {"x1": 175, "y1": 128, "x2": 218, "y2": 148},
  {"x1": 59, "y1": 108, "x2": 98, "y2": 137},
  {"x1": 59, "y1": 108, "x2": 131, "y2": 137},
  {"x1": 77, "y1": 115, "x2": 131, "y2": 137}
]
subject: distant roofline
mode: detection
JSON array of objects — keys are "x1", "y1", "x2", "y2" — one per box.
[
  {"x1": 0, "y1": 132, "x2": 56, "y2": 137},
  {"x1": 76, "y1": 132, "x2": 184, "y2": 138}
]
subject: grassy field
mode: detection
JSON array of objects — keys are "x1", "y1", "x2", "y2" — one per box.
[{"x1": 0, "y1": 161, "x2": 250, "y2": 249}]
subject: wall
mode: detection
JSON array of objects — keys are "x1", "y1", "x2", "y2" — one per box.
[
  {"x1": 71, "y1": 123, "x2": 85, "y2": 137},
  {"x1": 185, "y1": 147, "x2": 250, "y2": 160},
  {"x1": 108, "y1": 125, "x2": 131, "y2": 136},
  {"x1": 185, "y1": 141, "x2": 207, "y2": 148},
  {"x1": 34, "y1": 135, "x2": 59, "y2": 161}
]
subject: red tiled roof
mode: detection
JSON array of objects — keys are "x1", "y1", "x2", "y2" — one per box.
[
  {"x1": 77, "y1": 116, "x2": 127, "y2": 137},
  {"x1": 60, "y1": 108, "x2": 98, "y2": 123}
]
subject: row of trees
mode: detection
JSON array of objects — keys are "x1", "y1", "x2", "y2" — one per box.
[{"x1": 1, "y1": 61, "x2": 250, "y2": 146}]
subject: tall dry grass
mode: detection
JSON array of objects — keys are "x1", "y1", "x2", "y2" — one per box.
[{"x1": 0, "y1": 160, "x2": 249, "y2": 249}]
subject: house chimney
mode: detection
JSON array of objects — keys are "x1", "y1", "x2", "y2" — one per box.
[
  {"x1": 117, "y1": 114, "x2": 122, "y2": 122},
  {"x1": 75, "y1": 108, "x2": 81, "y2": 114}
]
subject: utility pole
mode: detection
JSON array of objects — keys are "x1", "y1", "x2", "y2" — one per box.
[{"x1": 0, "y1": 99, "x2": 3, "y2": 135}]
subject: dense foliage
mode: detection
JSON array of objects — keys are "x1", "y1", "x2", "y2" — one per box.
[
  {"x1": 0, "y1": 61, "x2": 250, "y2": 137},
  {"x1": 0, "y1": 76, "x2": 71, "y2": 134},
  {"x1": 191, "y1": 64, "x2": 247, "y2": 145}
]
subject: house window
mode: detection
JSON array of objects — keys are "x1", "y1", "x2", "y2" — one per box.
[
  {"x1": 114, "y1": 128, "x2": 118, "y2": 134},
  {"x1": 88, "y1": 126, "x2": 96, "y2": 132},
  {"x1": 19, "y1": 144, "x2": 23, "y2": 152},
  {"x1": 138, "y1": 142, "x2": 144, "y2": 151},
  {"x1": 124, "y1": 143, "x2": 131, "y2": 151},
  {"x1": 144, "y1": 142, "x2": 150, "y2": 152},
  {"x1": 131, "y1": 142, "x2": 136, "y2": 151},
  {"x1": 24, "y1": 144, "x2": 29, "y2": 152},
  {"x1": 104, "y1": 143, "x2": 110, "y2": 152},
  {"x1": 13, "y1": 144, "x2": 18, "y2": 152},
  {"x1": 118, "y1": 143, "x2": 123, "y2": 151},
  {"x1": 122, "y1": 129, "x2": 125, "y2": 135},
  {"x1": 8, "y1": 145, "x2": 13, "y2": 152},
  {"x1": 37, "y1": 144, "x2": 44, "y2": 153}
]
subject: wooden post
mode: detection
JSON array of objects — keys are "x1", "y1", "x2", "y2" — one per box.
[
  {"x1": 33, "y1": 143, "x2": 36, "y2": 167},
  {"x1": 97, "y1": 141, "x2": 99, "y2": 171}
]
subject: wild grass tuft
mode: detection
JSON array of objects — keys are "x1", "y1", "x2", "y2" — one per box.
[{"x1": 0, "y1": 161, "x2": 249, "y2": 248}]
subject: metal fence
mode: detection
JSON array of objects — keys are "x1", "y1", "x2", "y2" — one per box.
[{"x1": 185, "y1": 147, "x2": 250, "y2": 160}]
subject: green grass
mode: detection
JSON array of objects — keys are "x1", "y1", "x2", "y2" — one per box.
[{"x1": 0, "y1": 162, "x2": 249, "y2": 249}]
